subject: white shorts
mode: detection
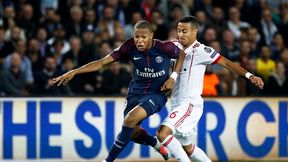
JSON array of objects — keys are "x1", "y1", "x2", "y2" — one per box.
[{"x1": 161, "y1": 102, "x2": 203, "y2": 146}]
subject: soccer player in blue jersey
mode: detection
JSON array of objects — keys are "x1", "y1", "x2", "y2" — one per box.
[{"x1": 52, "y1": 20, "x2": 186, "y2": 162}]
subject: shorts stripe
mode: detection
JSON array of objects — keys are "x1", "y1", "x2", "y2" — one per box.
[{"x1": 174, "y1": 103, "x2": 193, "y2": 128}]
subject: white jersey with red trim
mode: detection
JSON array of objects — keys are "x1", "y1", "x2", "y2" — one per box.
[{"x1": 171, "y1": 40, "x2": 222, "y2": 108}]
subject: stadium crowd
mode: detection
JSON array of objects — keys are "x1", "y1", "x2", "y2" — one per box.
[{"x1": 0, "y1": 0, "x2": 287, "y2": 96}]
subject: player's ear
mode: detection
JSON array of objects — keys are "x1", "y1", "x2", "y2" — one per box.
[
  {"x1": 193, "y1": 29, "x2": 198, "y2": 36},
  {"x1": 150, "y1": 31, "x2": 154, "y2": 38}
]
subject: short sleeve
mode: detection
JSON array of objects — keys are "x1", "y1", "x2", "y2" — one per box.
[
  {"x1": 199, "y1": 45, "x2": 222, "y2": 65},
  {"x1": 110, "y1": 38, "x2": 134, "y2": 61},
  {"x1": 160, "y1": 41, "x2": 180, "y2": 59}
]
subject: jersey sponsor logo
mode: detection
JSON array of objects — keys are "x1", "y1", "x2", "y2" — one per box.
[
  {"x1": 136, "y1": 69, "x2": 166, "y2": 78},
  {"x1": 204, "y1": 46, "x2": 212, "y2": 53},
  {"x1": 155, "y1": 56, "x2": 163, "y2": 63},
  {"x1": 133, "y1": 56, "x2": 142, "y2": 60},
  {"x1": 210, "y1": 50, "x2": 218, "y2": 58}
]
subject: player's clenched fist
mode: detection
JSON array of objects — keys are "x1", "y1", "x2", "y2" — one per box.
[
  {"x1": 52, "y1": 70, "x2": 77, "y2": 86},
  {"x1": 249, "y1": 75, "x2": 264, "y2": 89}
]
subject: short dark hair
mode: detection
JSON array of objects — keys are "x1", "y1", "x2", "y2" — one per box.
[
  {"x1": 134, "y1": 20, "x2": 153, "y2": 32},
  {"x1": 179, "y1": 16, "x2": 199, "y2": 29}
]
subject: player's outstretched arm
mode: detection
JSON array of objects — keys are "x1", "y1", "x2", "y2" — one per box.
[
  {"x1": 161, "y1": 50, "x2": 186, "y2": 93},
  {"x1": 52, "y1": 55, "x2": 115, "y2": 86},
  {"x1": 217, "y1": 56, "x2": 264, "y2": 89}
]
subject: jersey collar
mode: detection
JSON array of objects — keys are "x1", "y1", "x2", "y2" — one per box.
[{"x1": 184, "y1": 40, "x2": 199, "y2": 53}]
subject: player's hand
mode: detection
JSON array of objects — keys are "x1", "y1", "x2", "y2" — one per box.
[
  {"x1": 51, "y1": 70, "x2": 76, "y2": 86},
  {"x1": 161, "y1": 78, "x2": 175, "y2": 96},
  {"x1": 249, "y1": 75, "x2": 264, "y2": 89}
]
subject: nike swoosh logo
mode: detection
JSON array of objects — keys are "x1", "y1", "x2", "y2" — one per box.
[
  {"x1": 134, "y1": 57, "x2": 141, "y2": 60},
  {"x1": 149, "y1": 99, "x2": 155, "y2": 106}
]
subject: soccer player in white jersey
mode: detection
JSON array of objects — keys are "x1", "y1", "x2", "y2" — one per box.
[{"x1": 156, "y1": 16, "x2": 264, "y2": 162}]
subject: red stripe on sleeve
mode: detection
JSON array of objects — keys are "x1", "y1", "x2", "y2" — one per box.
[{"x1": 211, "y1": 55, "x2": 222, "y2": 65}]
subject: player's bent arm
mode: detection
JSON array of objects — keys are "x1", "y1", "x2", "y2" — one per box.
[
  {"x1": 217, "y1": 56, "x2": 264, "y2": 89},
  {"x1": 161, "y1": 50, "x2": 185, "y2": 93},
  {"x1": 173, "y1": 50, "x2": 186, "y2": 73},
  {"x1": 52, "y1": 55, "x2": 115, "y2": 86},
  {"x1": 74, "y1": 55, "x2": 115, "y2": 75}
]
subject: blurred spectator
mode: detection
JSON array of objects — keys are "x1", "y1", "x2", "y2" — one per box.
[
  {"x1": 271, "y1": 32, "x2": 286, "y2": 60},
  {"x1": 82, "y1": 0, "x2": 99, "y2": 12},
  {"x1": 167, "y1": 28, "x2": 178, "y2": 40},
  {"x1": 221, "y1": 29, "x2": 240, "y2": 61},
  {"x1": 264, "y1": 61, "x2": 288, "y2": 96},
  {"x1": 195, "y1": 10, "x2": 208, "y2": 36},
  {"x1": 34, "y1": 56, "x2": 67, "y2": 95},
  {"x1": 27, "y1": 38, "x2": 43, "y2": 73},
  {"x1": 202, "y1": 27, "x2": 217, "y2": 45},
  {"x1": 3, "y1": 6, "x2": 16, "y2": 29},
  {"x1": 124, "y1": 11, "x2": 143, "y2": 38},
  {"x1": 81, "y1": 27, "x2": 99, "y2": 59},
  {"x1": 202, "y1": 66, "x2": 220, "y2": 96},
  {"x1": 39, "y1": 8, "x2": 60, "y2": 37},
  {"x1": 245, "y1": 58, "x2": 262, "y2": 96},
  {"x1": 259, "y1": 8, "x2": 278, "y2": 46},
  {"x1": 67, "y1": 0, "x2": 82, "y2": 7},
  {"x1": 168, "y1": 4, "x2": 184, "y2": 28},
  {"x1": 207, "y1": 7, "x2": 227, "y2": 38},
  {"x1": 101, "y1": 62, "x2": 131, "y2": 95},
  {"x1": 106, "y1": 0, "x2": 126, "y2": 26},
  {"x1": 40, "y1": 0, "x2": 59, "y2": 16},
  {"x1": 49, "y1": 39, "x2": 64, "y2": 66},
  {"x1": 141, "y1": 0, "x2": 158, "y2": 22},
  {"x1": 99, "y1": 41, "x2": 112, "y2": 59},
  {"x1": 265, "y1": 0, "x2": 288, "y2": 14},
  {"x1": 227, "y1": 6, "x2": 250, "y2": 40},
  {"x1": 239, "y1": 40, "x2": 253, "y2": 68},
  {"x1": 247, "y1": 27, "x2": 261, "y2": 56},
  {"x1": 17, "y1": 4, "x2": 37, "y2": 39},
  {"x1": 1, "y1": 53, "x2": 29, "y2": 96},
  {"x1": 276, "y1": 3, "x2": 288, "y2": 46},
  {"x1": 47, "y1": 23, "x2": 70, "y2": 54},
  {"x1": 3, "y1": 40, "x2": 34, "y2": 83},
  {"x1": 0, "y1": 25, "x2": 14, "y2": 64},
  {"x1": 65, "y1": 6, "x2": 83, "y2": 38},
  {"x1": 97, "y1": 5, "x2": 122, "y2": 39},
  {"x1": 5, "y1": 26, "x2": 26, "y2": 44},
  {"x1": 195, "y1": 0, "x2": 214, "y2": 18},
  {"x1": 280, "y1": 48, "x2": 288, "y2": 76},
  {"x1": 256, "y1": 45, "x2": 276, "y2": 80},
  {"x1": 119, "y1": 0, "x2": 141, "y2": 24},
  {"x1": 36, "y1": 27, "x2": 49, "y2": 57},
  {"x1": 226, "y1": 65, "x2": 246, "y2": 96},
  {"x1": 233, "y1": 0, "x2": 254, "y2": 25},
  {"x1": 114, "y1": 27, "x2": 126, "y2": 43},
  {"x1": 150, "y1": 10, "x2": 169, "y2": 40},
  {"x1": 82, "y1": 9, "x2": 97, "y2": 33},
  {"x1": 62, "y1": 36, "x2": 89, "y2": 67},
  {"x1": 158, "y1": 0, "x2": 190, "y2": 22}
]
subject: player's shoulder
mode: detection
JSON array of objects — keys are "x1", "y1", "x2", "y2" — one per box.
[
  {"x1": 154, "y1": 39, "x2": 174, "y2": 46},
  {"x1": 196, "y1": 43, "x2": 213, "y2": 53},
  {"x1": 153, "y1": 39, "x2": 178, "y2": 50},
  {"x1": 170, "y1": 39, "x2": 182, "y2": 49},
  {"x1": 121, "y1": 38, "x2": 135, "y2": 49}
]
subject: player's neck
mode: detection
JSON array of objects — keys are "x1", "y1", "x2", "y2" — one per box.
[
  {"x1": 144, "y1": 40, "x2": 153, "y2": 52},
  {"x1": 183, "y1": 39, "x2": 197, "y2": 50}
]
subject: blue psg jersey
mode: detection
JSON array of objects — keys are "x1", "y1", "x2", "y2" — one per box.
[{"x1": 110, "y1": 38, "x2": 180, "y2": 95}]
